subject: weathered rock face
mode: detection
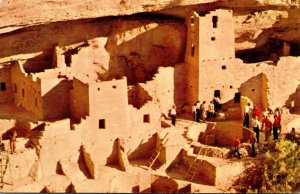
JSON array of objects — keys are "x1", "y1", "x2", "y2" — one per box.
[
  {"x1": 1, "y1": 1, "x2": 300, "y2": 67},
  {"x1": 0, "y1": 0, "x2": 221, "y2": 33},
  {"x1": 103, "y1": 18, "x2": 186, "y2": 84}
]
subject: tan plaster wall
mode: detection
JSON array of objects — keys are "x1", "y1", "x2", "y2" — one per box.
[
  {"x1": 0, "y1": 64, "x2": 13, "y2": 104},
  {"x1": 32, "y1": 68, "x2": 72, "y2": 120},
  {"x1": 196, "y1": 57, "x2": 300, "y2": 110},
  {"x1": 141, "y1": 65, "x2": 186, "y2": 115},
  {"x1": 185, "y1": 9, "x2": 300, "y2": 110},
  {"x1": 42, "y1": 79, "x2": 72, "y2": 120},
  {"x1": 265, "y1": 57, "x2": 300, "y2": 108},
  {"x1": 198, "y1": 10, "x2": 235, "y2": 61},
  {"x1": 39, "y1": 119, "x2": 81, "y2": 178},
  {"x1": 53, "y1": 46, "x2": 66, "y2": 69},
  {"x1": 185, "y1": 12, "x2": 200, "y2": 105},
  {"x1": 183, "y1": 153, "x2": 216, "y2": 185},
  {"x1": 88, "y1": 77, "x2": 130, "y2": 131},
  {"x1": 81, "y1": 145, "x2": 95, "y2": 179},
  {"x1": 70, "y1": 78, "x2": 89, "y2": 122},
  {"x1": 129, "y1": 102, "x2": 161, "y2": 132},
  {"x1": 151, "y1": 175, "x2": 178, "y2": 193},
  {"x1": 142, "y1": 67, "x2": 175, "y2": 115},
  {"x1": 186, "y1": 9, "x2": 235, "y2": 105},
  {"x1": 215, "y1": 122, "x2": 243, "y2": 147},
  {"x1": 11, "y1": 63, "x2": 43, "y2": 118}
]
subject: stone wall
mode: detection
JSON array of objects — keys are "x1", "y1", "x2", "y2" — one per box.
[
  {"x1": 0, "y1": 64, "x2": 13, "y2": 104},
  {"x1": 198, "y1": 10, "x2": 235, "y2": 61},
  {"x1": 142, "y1": 65, "x2": 186, "y2": 115},
  {"x1": 215, "y1": 121, "x2": 243, "y2": 147},
  {"x1": 183, "y1": 153, "x2": 216, "y2": 185},
  {"x1": 88, "y1": 77, "x2": 130, "y2": 132},
  {"x1": 38, "y1": 119, "x2": 81, "y2": 178},
  {"x1": 42, "y1": 78, "x2": 72, "y2": 120},
  {"x1": 184, "y1": 8, "x2": 300, "y2": 112},
  {"x1": 128, "y1": 102, "x2": 161, "y2": 132},
  {"x1": 192, "y1": 56, "x2": 300, "y2": 111},
  {"x1": 11, "y1": 63, "x2": 43, "y2": 119},
  {"x1": 70, "y1": 78, "x2": 89, "y2": 122}
]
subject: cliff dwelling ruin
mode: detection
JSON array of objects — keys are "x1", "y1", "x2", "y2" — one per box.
[{"x1": 0, "y1": 0, "x2": 300, "y2": 192}]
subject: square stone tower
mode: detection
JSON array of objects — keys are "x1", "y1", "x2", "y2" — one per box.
[{"x1": 185, "y1": 9, "x2": 235, "y2": 105}]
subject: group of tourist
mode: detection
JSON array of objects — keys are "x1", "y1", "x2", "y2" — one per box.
[
  {"x1": 243, "y1": 105, "x2": 282, "y2": 143},
  {"x1": 235, "y1": 105, "x2": 284, "y2": 159},
  {"x1": 170, "y1": 99, "x2": 298, "y2": 160},
  {"x1": 192, "y1": 96, "x2": 221, "y2": 123}
]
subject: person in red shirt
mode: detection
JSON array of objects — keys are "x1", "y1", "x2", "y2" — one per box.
[
  {"x1": 262, "y1": 114, "x2": 272, "y2": 141},
  {"x1": 273, "y1": 109, "x2": 281, "y2": 140},
  {"x1": 252, "y1": 106, "x2": 261, "y2": 120},
  {"x1": 233, "y1": 136, "x2": 241, "y2": 159}
]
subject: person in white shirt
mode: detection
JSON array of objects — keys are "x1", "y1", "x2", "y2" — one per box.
[
  {"x1": 207, "y1": 101, "x2": 215, "y2": 121},
  {"x1": 213, "y1": 96, "x2": 222, "y2": 112},
  {"x1": 200, "y1": 101, "x2": 207, "y2": 122},
  {"x1": 252, "y1": 116, "x2": 261, "y2": 143},
  {"x1": 170, "y1": 105, "x2": 176, "y2": 126},
  {"x1": 192, "y1": 103, "x2": 197, "y2": 121},
  {"x1": 243, "y1": 103, "x2": 251, "y2": 128}
]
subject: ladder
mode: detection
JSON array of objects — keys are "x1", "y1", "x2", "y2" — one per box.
[
  {"x1": 0, "y1": 148, "x2": 12, "y2": 190},
  {"x1": 147, "y1": 132, "x2": 169, "y2": 170},
  {"x1": 185, "y1": 146, "x2": 209, "y2": 182}
]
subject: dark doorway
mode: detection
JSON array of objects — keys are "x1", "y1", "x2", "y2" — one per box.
[
  {"x1": 0, "y1": 82, "x2": 6, "y2": 91},
  {"x1": 214, "y1": 90, "x2": 221, "y2": 99},
  {"x1": 290, "y1": 42, "x2": 300, "y2": 56},
  {"x1": 234, "y1": 92, "x2": 241, "y2": 103}
]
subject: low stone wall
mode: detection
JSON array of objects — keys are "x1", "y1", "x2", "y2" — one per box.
[
  {"x1": 192, "y1": 143, "x2": 231, "y2": 159},
  {"x1": 182, "y1": 150, "x2": 216, "y2": 185},
  {"x1": 182, "y1": 148, "x2": 246, "y2": 189},
  {"x1": 81, "y1": 145, "x2": 96, "y2": 179},
  {"x1": 192, "y1": 142, "x2": 249, "y2": 159}
]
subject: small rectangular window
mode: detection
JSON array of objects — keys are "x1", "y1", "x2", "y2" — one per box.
[
  {"x1": 222, "y1": 65, "x2": 226, "y2": 70},
  {"x1": 99, "y1": 119, "x2": 105, "y2": 129},
  {"x1": 35, "y1": 98, "x2": 38, "y2": 107},
  {"x1": 22, "y1": 89, "x2": 25, "y2": 97},
  {"x1": 212, "y1": 16, "x2": 218, "y2": 28},
  {"x1": 211, "y1": 37, "x2": 216, "y2": 41},
  {"x1": 191, "y1": 44, "x2": 195, "y2": 56},
  {"x1": 0, "y1": 82, "x2": 6, "y2": 91},
  {"x1": 143, "y1": 114, "x2": 150, "y2": 123}
]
